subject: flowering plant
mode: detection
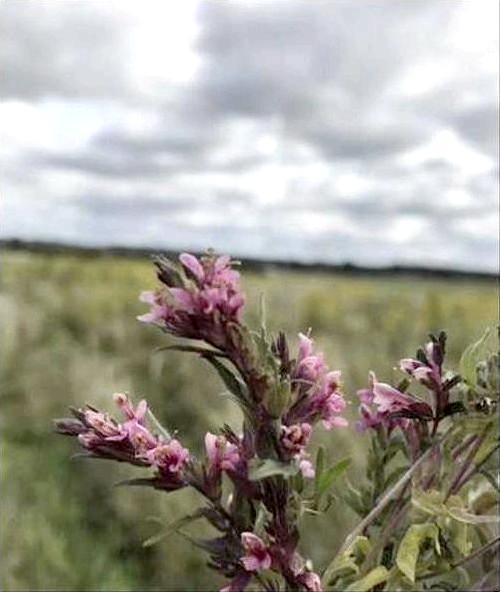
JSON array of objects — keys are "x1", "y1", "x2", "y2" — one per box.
[{"x1": 55, "y1": 252, "x2": 499, "y2": 591}]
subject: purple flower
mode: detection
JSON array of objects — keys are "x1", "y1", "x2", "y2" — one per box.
[
  {"x1": 137, "y1": 291, "x2": 170, "y2": 325},
  {"x1": 138, "y1": 252, "x2": 245, "y2": 347},
  {"x1": 205, "y1": 432, "x2": 241, "y2": 473},
  {"x1": 298, "y1": 571, "x2": 322, "y2": 591},
  {"x1": 240, "y1": 532, "x2": 272, "y2": 572},
  {"x1": 81, "y1": 409, "x2": 126, "y2": 441},
  {"x1": 280, "y1": 423, "x2": 316, "y2": 478},
  {"x1": 144, "y1": 439, "x2": 190, "y2": 475},
  {"x1": 356, "y1": 371, "x2": 434, "y2": 433},
  {"x1": 298, "y1": 458, "x2": 315, "y2": 479},
  {"x1": 280, "y1": 423, "x2": 312, "y2": 455},
  {"x1": 287, "y1": 335, "x2": 347, "y2": 431},
  {"x1": 372, "y1": 381, "x2": 414, "y2": 414}
]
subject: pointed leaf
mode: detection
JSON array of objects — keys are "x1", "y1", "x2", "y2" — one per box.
[
  {"x1": 345, "y1": 566, "x2": 390, "y2": 592},
  {"x1": 155, "y1": 344, "x2": 227, "y2": 358},
  {"x1": 248, "y1": 458, "x2": 299, "y2": 481},
  {"x1": 396, "y1": 523, "x2": 440, "y2": 582},
  {"x1": 143, "y1": 510, "x2": 206, "y2": 547},
  {"x1": 459, "y1": 328, "x2": 492, "y2": 385},
  {"x1": 147, "y1": 408, "x2": 171, "y2": 441},
  {"x1": 203, "y1": 354, "x2": 248, "y2": 401},
  {"x1": 317, "y1": 457, "x2": 351, "y2": 498}
]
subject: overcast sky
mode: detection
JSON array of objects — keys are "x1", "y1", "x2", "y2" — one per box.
[{"x1": 1, "y1": 0, "x2": 498, "y2": 270}]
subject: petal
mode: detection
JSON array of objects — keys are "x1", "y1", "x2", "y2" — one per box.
[{"x1": 180, "y1": 253, "x2": 205, "y2": 283}]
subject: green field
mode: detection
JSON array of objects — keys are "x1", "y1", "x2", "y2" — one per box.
[{"x1": 1, "y1": 251, "x2": 496, "y2": 591}]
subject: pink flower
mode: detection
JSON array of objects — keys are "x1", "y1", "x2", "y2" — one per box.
[
  {"x1": 296, "y1": 353, "x2": 327, "y2": 384},
  {"x1": 137, "y1": 291, "x2": 170, "y2": 325},
  {"x1": 240, "y1": 532, "x2": 272, "y2": 572},
  {"x1": 298, "y1": 458, "x2": 315, "y2": 479},
  {"x1": 280, "y1": 423, "x2": 312, "y2": 455},
  {"x1": 299, "y1": 571, "x2": 322, "y2": 591},
  {"x1": 113, "y1": 393, "x2": 147, "y2": 424},
  {"x1": 372, "y1": 381, "x2": 413, "y2": 414},
  {"x1": 309, "y1": 373, "x2": 348, "y2": 430},
  {"x1": 138, "y1": 252, "x2": 246, "y2": 345},
  {"x1": 145, "y1": 439, "x2": 190, "y2": 475},
  {"x1": 124, "y1": 421, "x2": 158, "y2": 453},
  {"x1": 287, "y1": 335, "x2": 347, "y2": 430},
  {"x1": 205, "y1": 432, "x2": 240, "y2": 473},
  {"x1": 82, "y1": 409, "x2": 125, "y2": 440},
  {"x1": 297, "y1": 333, "x2": 314, "y2": 361},
  {"x1": 180, "y1": 252, "x2": 205, "y2": 283}
]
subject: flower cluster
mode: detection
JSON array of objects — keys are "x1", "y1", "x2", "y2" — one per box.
[
  {"x1": 285, "y1": 333, "x2": 347, "y2": 430},
  {"x1": 236, "y1": 532, "x2": 322, "y2": 592},
  {"x1": 138, "y1": 252, "x2": 245, "y2": 349},
  {"x1": 55, "y1": 262, "x2": 498, "y2": 592},
  {"x1": 55, "y1": 393, "x2": 190, "y2": 490}
]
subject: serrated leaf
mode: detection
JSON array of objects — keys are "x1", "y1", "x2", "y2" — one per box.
[
  {"x1": 248, "y1": 458, "x2": 299, "y2": 481},
  {"x1": 396, "y1": 523, "x2": 440, "y2": 582},
  {"x1": 345, "y1": 566, "x2": 390, "y2": 591},
  {"x1": 316, "y1": 457, "x2": 351, "y2": 498}
]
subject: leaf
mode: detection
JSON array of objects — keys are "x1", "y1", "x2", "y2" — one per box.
[
  {"x1": 345, "y1": 566, "x2": 390, "y2": 592},
  {"x1": 442, "y1": 401, "x2": 466, "y2": 417},
  {"x1": 459, "y1": 328, "x2": 492, "y2": 385},
  {"x1": 314, "y1": 446, "x2": 325, "y2": 488},
  {"x1": 316, "y1": 457, "x2": 351, "y2": 498},
  {"x1": 155, "y1": 344, "x2": 228, "y2": 357},
  {"x1": 447, "y1": 506, "x2": 500, "y2": 524},
  {"x1": 396, "y1": 523, "x2": 440, "y2": 582},
  {"x1": 248, "y1": 458, "x2": 299, "y2": 481},
  {"x1": 143, "y1": 510, "x2": 205, "y2": 548},
  {"x1": 412, "y1": 489, "x2": 446, "y2": 517},
  {"x1": 147, "y1": 408, "x2": 171, "y2": 441},
  {"x1": 202, "y1": 354, "x2": 248, "y2": 401},
  {"x1": 322, "y1": 536, "x2": 371, "y2": 585}
]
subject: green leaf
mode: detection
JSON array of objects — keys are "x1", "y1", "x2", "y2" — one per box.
[
  {"x1": 447, "y1": 506, "x2": 500, "y2": 524},
  {"x1": 248, "y1": 458, "x2": 299, "y2": 481},
  {"x1": 315, "y1": 446, "x2": 325, "y2": 486},
  {"x1": 316, "y1": 457, "x2": 351, "y2": 498},
  {"x1": 202, "y1": 354, "x2": 248, "y2": 401},
  {"x1": 396, "y1": 523, "x2": 440, "y2": 583},
  {"x1": 459, "y1": 328, "x2": 492, "y2": 385},
  {"x1": 322, "y1": 536, "x2": 371, "y2": 585},
  {"x1": 345, "y1": 566, "x2": 390, "y2": 592},
  {"x1": 411, "y1": 489, "x2": 446, "y2": 517},
  {"x1": 147, "y1": 408, "x2": 171, "y2": 441},
  {"x1": 142, "y1": 510, "x2": 205, "y2": 548},
  {"x1": 154, "y1": 343, "x2": 228, "y2": 357}
]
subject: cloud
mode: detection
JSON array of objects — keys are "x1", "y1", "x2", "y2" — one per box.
[{"x1": 0, "y1": 0, "x2": 498, "y2": 271}]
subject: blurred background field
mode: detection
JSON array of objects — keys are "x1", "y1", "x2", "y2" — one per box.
[{"x1": 1, "y1": 250, "x2": 496, "y2": 591}]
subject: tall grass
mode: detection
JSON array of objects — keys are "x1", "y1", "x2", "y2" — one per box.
[{"x1": 1, "y1": 251, "x2": 496, "y2": 590}]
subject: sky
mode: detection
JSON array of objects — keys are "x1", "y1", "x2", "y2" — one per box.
[{"x1": 1, "y1": 0, "x2": 498, "y2": 271}]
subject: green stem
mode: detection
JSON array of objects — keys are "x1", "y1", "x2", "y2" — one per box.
[
  {"x1": 416, "y1": 536, "x2": 500, "y2": 581},
  {"x1": 321, "y1": 427, "x2": 453, "y2": 587}
]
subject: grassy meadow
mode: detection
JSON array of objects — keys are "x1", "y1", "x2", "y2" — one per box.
[{"x1": 0, "y1": 250, "x2": 496, "y2": 591}]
